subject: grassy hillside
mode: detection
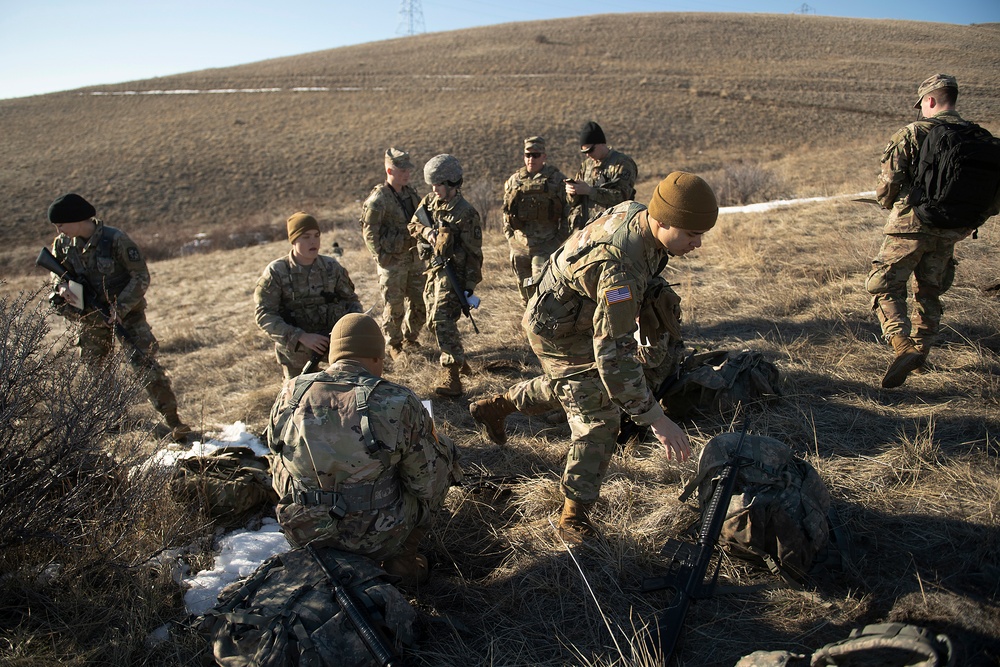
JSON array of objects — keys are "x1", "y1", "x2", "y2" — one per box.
[
  {"x1": 2, "y1": 13, "x2": 999, "y2": 270},
  {"x1": 1, "y1": 11, "x2": 999, "y2": 667}
]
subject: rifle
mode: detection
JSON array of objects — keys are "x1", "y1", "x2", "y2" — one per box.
[
  {"x1": 300, "y1": 352, "x2": 323, "y2": 375},
  {"x1": 35, "y1": 246, "x2": 154, "y2": 366},
  {"x1": 306, "y1": 544, "x2": 403, "y2": 667},
  {"x1": 280, "y1": 291, "x2": 344, "y2": 376},
  {"x1": 616, "y1": 352, "x2": 692, "y2": 445},
  {"x1": 414, "y1": 205, "x2": 479, "y2": 333},
  {"x1": 640, "y1": 419, "x2": 751, "y2": 662}
]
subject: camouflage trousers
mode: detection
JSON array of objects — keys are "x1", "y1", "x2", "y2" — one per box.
[
  {"x1": 508, "y1": 368, "x2": 619, "y2": 504},
  {"x1": 508, "y1": 236, "x2": 562, "y2": 305},
  {"x1": 75, "y1": 310, "x2": 179, "y2": 420},
  {"x1": 275, "y1": 343, "x2": 322, "y2": 380},
  {"x1": 377, "y1": 255, "x2": 426, "y2": 348},
  {"x1": 423, "y1": 269, "x2": 466, "y2": 367},
  {"x1": 866, "y1": 233, "x2": 957, "y2": 348}
]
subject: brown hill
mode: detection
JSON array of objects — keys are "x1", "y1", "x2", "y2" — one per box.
[{"x1": 2, "y1": 12, "x2": 1000, "y2": 271}]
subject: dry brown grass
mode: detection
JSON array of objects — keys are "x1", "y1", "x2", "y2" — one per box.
[{"x1": 1, "y1": 11, "x2": 999, "y2": 667}]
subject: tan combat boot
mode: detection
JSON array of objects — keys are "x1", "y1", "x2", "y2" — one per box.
[
  {"x1": 557, "y1": 498, "x2": 596, "y2": 544},
  {"x1": 388, "y1": 344, "x2": 405, "y2": 361},
  {"x1": 470, "y1": 394, "x2": 515, "y2": 445},
  {"x1": 381, "y1": 528, "x2": 430, "y2": 588},
  {"x1": 882, "y1": 334, "x2": 924, "y2": 389},
  {"x1": 434, "y1": 364, "x2": 463, "y2": 397},
  {"x1": 164, "y1": 410, "x2": 194, "y2": 444}
]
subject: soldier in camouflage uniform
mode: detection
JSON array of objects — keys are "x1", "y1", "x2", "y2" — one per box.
[
  {"x1": 268, "y1": 314, "x2": 461, "y2": 586},
  {"x1": 471, "y1": 172, "x2": 719, "y2": 541},
  {"x1": 408, "y1": 154, "x2": 484, "y2": 397},
  {"x1": 360, "y1": 148, "x2": 426, "y2": 359},
  {"x1": 566, "y1": 121, "x2": 638, "y2": 230},
  {"x1": 255, "y1": 212, "x2": 363, "y2": 379},
  {"x1": 46, "y1": 194, "x2": 193, "y2": 442},
  {"x1": 502, "y1": 136, "x2": 569, "y2": 305},
  {"x1": 866, "y1": 74, "x2": 977, "y2": 388}
]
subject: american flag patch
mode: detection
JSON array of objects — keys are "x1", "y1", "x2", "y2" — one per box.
[{"x1": 604, "y1": 285, "x2": 633, "y2": 305}]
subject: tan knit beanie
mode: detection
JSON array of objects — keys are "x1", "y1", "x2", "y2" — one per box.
[
  {"x1": 286, "y1": 212, "x2": 320, "y2": 244},
  {"x1": 647, "y1": 172, "x2": 719, "y2": 231},
  {"x1": 328, "y1": 314, "x2": 386, "y2": 362}
]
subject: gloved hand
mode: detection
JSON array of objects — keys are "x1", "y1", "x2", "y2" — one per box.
[
  {"x1": 434, "y1": 227, "x2": 452, "y2": 255},
  {"x1": 465, "y1": 291, "x2": 481, "y2": 309}
]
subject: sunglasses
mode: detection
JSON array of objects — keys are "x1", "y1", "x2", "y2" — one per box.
[
  {"x1": 524, "y1": 152, "x2": 542, "y2": 158},
  {"x1": 581, "y1": 146, "x2": 596, "y2": 154}
]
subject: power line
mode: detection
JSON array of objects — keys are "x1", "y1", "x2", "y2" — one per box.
[{"x1": 398, "y1": 0, "x2": 426, "y2": 36}]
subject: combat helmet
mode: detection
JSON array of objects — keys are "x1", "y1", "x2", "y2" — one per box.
[{"x1": 424, "y1": 154, "x2": 463, "y2": 186}]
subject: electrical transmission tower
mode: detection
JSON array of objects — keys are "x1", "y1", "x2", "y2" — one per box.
[
  {"x1": 398, "y1": 0, "x2": 425, "y2": 36},
  {"x1": 798, "y1": 3, "x2": 815, "y2": 14}
]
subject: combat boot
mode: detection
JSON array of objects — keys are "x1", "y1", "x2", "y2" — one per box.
[
  {"x1": 402, "y1": 338, "x2": 422, "y2": 351},
  {"x1": 381, "y1": 528, "x2": 430, "y2": 588},
  {"x1": 557, "y1": 498, "x2": 596, "y2": 544},
  {"x1": 164, "y1": 409, "x2": 195, "y2": 444},
  {"x1": 882, "y1": 334, "x2": 924, "y2": 389},
  {"x1": 434, "y1": 364, "x2": 463, "y2": 397},
  {"x1": 388, "y1": 344, "x2": 405, "y2": 361},
  {"x1": 470, "y1": 393, "x2": 515, "y2": 445}
]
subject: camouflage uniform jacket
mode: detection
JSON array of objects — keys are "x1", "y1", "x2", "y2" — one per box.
[
  {"x1": 502, "y1": 164, "x2": 568, "y2": 248},
  {"x1": 876, "y1": 109, "x2": 972, "y2": 241},
  {"x1": 408, "y1": 193, "x2": 484, "y2": 293},
  {"x1": 360, "y1": 182, "x2": 422, "y2": 268},
  {"x1": 525, "y1": 201, "x2": 668, "y2": 426},
  {"x1": 267, "y1": 359, "x2": 459, "y2": 552},
  {"x1": 51, "y1": 222, "x2": 149, "y2": 320},
  {"x1": 254, "y1": 252, "x2": 363, "y2": 353},
  {"x1": 569, "y1": 149, "x2": 638, "y2": 227}
]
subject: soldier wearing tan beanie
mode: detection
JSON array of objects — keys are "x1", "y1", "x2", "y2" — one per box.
[
  {"x1": 328, "y1": 313, "x2": 386, "y2": 364},
  {"x1": 647, "y1": 171, "x2": 719, "y2": 232}
]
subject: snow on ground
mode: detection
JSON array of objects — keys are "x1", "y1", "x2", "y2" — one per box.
[
  {"x1": 720, "y1": 191, "x2": 874, "y2": 215},
  {"x1": 149, "y1": 422, "x2": 290, "y2": 616}
]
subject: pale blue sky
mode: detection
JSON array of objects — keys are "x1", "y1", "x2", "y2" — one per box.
[{"x1": 1, "y1": 0, "x2": 997, "y2": 100}]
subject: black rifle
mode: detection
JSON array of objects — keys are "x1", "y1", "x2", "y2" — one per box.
[
  {"x1": 35, "y1": 246, "x2": 154, "y2": 366},
  {"x1": 414, "y1": 205, "x2": 479, "y2": 333},
  {"x1": 306, "y1": 544, "x2": 403, "y2": 667},
  {"x1": 279, "y1": 291, "x2": 343, "y2": 376},
  {"x1": 640, "y1": 419, "x2": 751, "y2": 662}
]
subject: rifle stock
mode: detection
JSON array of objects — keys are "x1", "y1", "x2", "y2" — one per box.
[
  {"x1": 641, "y1": 419, "x2": 751, "y2": 662},
  {"x1": 306, "y1": 544, "x2": 402, "y2": 667}
]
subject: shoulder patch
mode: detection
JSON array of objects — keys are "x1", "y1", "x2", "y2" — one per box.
[
  {"x1": 474, "y1": 226, "x2": 482, "y2": 239},
  {"x1": 604, "y1": 285, "x2": 633, "y2": 305},
  {"x1": 127, "y1": 247, "x2": 141, "y2": 262}
]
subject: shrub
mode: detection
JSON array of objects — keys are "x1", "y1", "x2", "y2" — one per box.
[
  {"x1": 463, "y1": 180, "x2": 500, "y2": 232},
  {"x1": 705, "y1": 161, "x2": 786, "y2": 207},
  {"x1": 0, "y1": 289, "x2": 207, "y2": 664}
]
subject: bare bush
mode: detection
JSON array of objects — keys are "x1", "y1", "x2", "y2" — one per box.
[
  {"x1": 0, "y1": 289, "x2": 207, "y2": 664},
  {"x1": 462, "y1": 180, "x2": 500, "y2": 232},
  {"x1": 704, "y1": 161, "x2": 787, "y2": 207}
]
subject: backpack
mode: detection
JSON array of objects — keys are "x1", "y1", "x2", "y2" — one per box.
[
  {"x1": 198, "y1": 546, "x2": 416, "y2": 667},
  {"x1": 680, "y1": 432, "x2": 836, "y2": 585},
  {"x1": 735, "y1": 622, "x2": 954, "y2": 667},
  {"x1": 660, "y1": 350, "x2": 782, "y2": 420},
  {"x1": 170, "y1": 446, "x2": 278, "y2": 528},
  {"x1": 911, "y1": 119, "x2": 1000, "y2": 229}
]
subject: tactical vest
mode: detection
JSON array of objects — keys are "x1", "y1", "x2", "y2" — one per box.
[
  {"x1": 511, "y1": 173, "x2": 562, "y2": 226},
  {"x1": 529, "y1": 202, "x2": 646, "y2": 340},
  {"x1": 278, "y1": 258, "x2": 346, "y2": 335},
  {"x1": 270, "y1": 371, "x2": 403, "y2": 519}
]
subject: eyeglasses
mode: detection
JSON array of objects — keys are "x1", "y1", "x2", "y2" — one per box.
[{"x1": 524, "y1": 152, "x2": 542, "y2": 159}]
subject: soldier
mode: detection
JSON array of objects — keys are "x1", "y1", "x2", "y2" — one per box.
[
  {"x1": 267, "y1": 314, "x2": 461, "y2": 586},
  {"x1": 866, "y1": 74, "x2": 978, "y2": 388},
  {"x1": 502, "y1": 136, "x2": 569, "y2": 305},
  {"x1": 46, "y1": 193, "x2": 193, "y2": 442},
  {"x1": 409, "y1": 154, "x2": 484, "y2": 397},
  {"x1": 565, "y1": 120, "x2": 638, "y2": 230},
  {"x1": 254, "y1": 212, "x2": 363, "y2": 379},
  {"x1": 360, "y1": 148, "x2": 426, "y2": 360},
  {"x1": 470, "y1": 172, "x2": 719, "y2": 541}
]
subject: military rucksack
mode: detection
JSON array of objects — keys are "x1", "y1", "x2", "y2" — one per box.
[
  {"x1": 660, "y1": 350, "x2": 782, "y2": 420},
  {"x1": 911, "y1": 119, "x2": 1000, "y2": 229},
  {"x1": 170, "y1": 446, "x2": 278, "y2": 528},
  {"x1": 198, "y1": 546, "x2": 417, "y2": 667},
  {"x1": 735, "y1": 622, "x2": 954, "y2": 667},
  {"x1": 680, "y1": 432, "x2": 839, "y2": 585}
]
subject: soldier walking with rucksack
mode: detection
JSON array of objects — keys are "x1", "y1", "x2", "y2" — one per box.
[{"x1": 867, "y1": 74, "x2": 1000, "y2": 388}]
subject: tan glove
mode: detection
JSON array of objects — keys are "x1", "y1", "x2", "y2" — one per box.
[
  {"x1": 638, "y1": 279, "x2": 682, "y2": 346},
  {"x1": 434, "y1": 227, "x2": 452, "y2": 255}
]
